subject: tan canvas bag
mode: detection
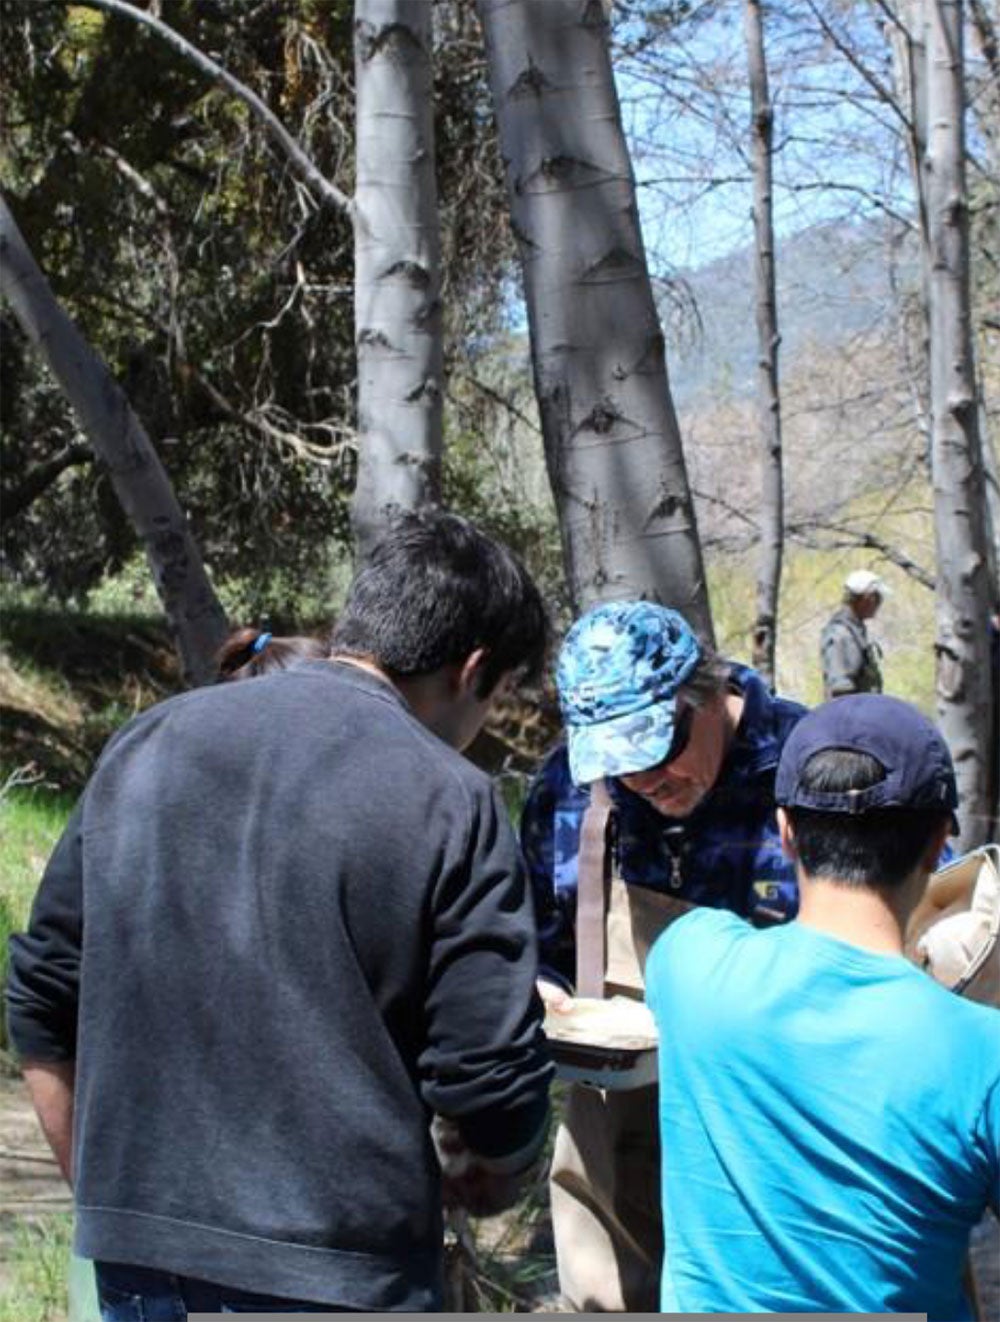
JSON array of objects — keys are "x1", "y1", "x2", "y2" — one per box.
[
  {"x1": 905, "y1": 844, "x2": 1000, "y2": 1008},
  {"x1": 544, "y1": 783, "x2": 696, "y2": 1089},
  {"x1": 904, "y1": 848, "x2": 999, "y2": 1322}
]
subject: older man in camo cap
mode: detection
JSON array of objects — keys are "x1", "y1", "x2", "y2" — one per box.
[{"x1": 521, "y1": 600, "x2": 806, "y2": 1312}]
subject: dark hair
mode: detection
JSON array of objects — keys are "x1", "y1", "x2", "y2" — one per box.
[
  {"x1": 787, "y1": 749, "x2": 948, "y2": 888},
  {"x1": 216, "y1": 627, "x2": 328, "y2": 682},
  {"x1": 330, "y1": 509, "x2": 548, "y2": 696},
  {"x1": 676, "y1": 641, "x2": 731, "y2": 709}
]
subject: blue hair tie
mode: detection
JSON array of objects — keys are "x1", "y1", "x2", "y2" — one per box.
[{"x1": 252, "y1": 631, "x2": 273, "y2": 655}]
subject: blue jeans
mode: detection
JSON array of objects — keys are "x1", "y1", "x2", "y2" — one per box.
[{"x1": 95, "y1": 1261, "x2": 350, "y2": 1317}]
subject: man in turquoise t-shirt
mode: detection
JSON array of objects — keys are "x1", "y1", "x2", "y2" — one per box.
[{"x1": 646, "y1": 695, "x2": 1000, "y2": 1320}]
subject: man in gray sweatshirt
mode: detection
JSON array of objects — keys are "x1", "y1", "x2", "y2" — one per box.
[{"x1": 7, "y1": 510, "x2": 553, "y2": 1315}]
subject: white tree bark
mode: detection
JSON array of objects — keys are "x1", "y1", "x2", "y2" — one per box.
[
  {"x1": 923, "y1": 0, "x2": 996, "y2": 845},
  {"x1": 0, "y1": 195, "x2": 228, "y2": 686},
  {"x1": 889, "y1": 0, "x2": 934, "y2": 458},
  {"x1": 352, "y1": 0, "x2": 443, "y2": 557},
  {"x1": 744, "y1": 0, "x2": 784, "y2": 688},
  {"x1": 72, "y1": 0, "x2": 443, "y2": 558},
  {"x1": 476, "y1": 0, "x2": 713, "y2": 636}
]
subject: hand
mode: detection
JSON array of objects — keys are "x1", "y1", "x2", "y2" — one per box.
[
  {"x1": 537, "y1": 977, "x2": 573, "y2": 1013},
  {"x1": 432, "y1": 1115, "x2": 541, "y2": 1218}
]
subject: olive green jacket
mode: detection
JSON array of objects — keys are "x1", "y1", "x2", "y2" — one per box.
[{"x1": 820, "y1": 605, "x2": 883, "y2": 698}]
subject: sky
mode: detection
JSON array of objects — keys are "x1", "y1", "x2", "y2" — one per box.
[{"x1": 610, "y1": 0, "x2": 919, "y2": 276}]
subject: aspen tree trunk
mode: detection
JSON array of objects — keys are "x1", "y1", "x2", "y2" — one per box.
[
  {"x1": 64, "y1": 1, "x2": 442, "y2": 557},
  {"x1": 0, "y1": 195, "x2": 227, "y2": 686},
  {"x1": 890, "y1": 1, "x2": 931, "y2": 248},
  {"x1": 352, "y1": 0, "x2": 442, "y2": 558},
  {"x1": 968, "y1": 0, "x2": 1000, "y2": 600},
  {"x1": 978, "y1": 411, "x2": 1000, "y2": 596},
  {"x1": 476, "y1": 0, "x2": 713, "y2": 636},
  {"x1": 890, "y1": 0, "x2": 999, "y2": 596},
  {"x1": 744, "y1": 0, "x2": 783, "y2": 688},
  {"x1": 889, "y1": 0, "x2": 933, "y2": 461},
  {"x1": 923, "y1": 0, "x2": 996, "y2": 845}
]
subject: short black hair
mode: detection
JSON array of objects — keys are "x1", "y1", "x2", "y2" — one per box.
[
  {"x1": 787, "y1": 748, "x2": 948, "y2": 888},
  {"x1": 331, "y1": 509, "x2": 548, "y2": 695}
]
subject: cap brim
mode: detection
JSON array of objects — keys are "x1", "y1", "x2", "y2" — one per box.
[
  {"x1": 566, "y1": 701, "x2": 678, "y2": 786},
  {"x1": 845, "y1": 577, "x2": 891, "y2": 597}
]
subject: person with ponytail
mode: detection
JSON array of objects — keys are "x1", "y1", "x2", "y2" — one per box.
[
  {"x1": 9, "y1": 510, "x2": 551, "y2": 1317},
  {"x1": 215, "y1": 627, "x2": 327, "y2": 682}
]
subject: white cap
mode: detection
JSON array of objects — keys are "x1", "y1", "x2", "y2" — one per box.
[{"x1": 844, "y1": 569, "x2": 890, "y2": 598}]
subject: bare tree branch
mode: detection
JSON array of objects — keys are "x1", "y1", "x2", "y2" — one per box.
[
  {"x1": 803, "y1": 0, "x2": 913, "y2": 135},
  {"x1": 788, "y1": 518, "x2": 935, "y2": 589},
  {"x1": 689, "y1": 490, "x2": 936, "y2": 592},
  {"x1": 71, "y1": 134, "x2": 173, "y2": 219},
  {"x1": 64, "y1": 0, "x2": 353, "y2": 220},
  {"x1": 186, "y1": 362, "x2": 352, "y2": 467},
  {"x1": 969, "y1": 0, "x2": 1000, "y2": 87},
  {"x1": 782, "y1": 178, "x2": 916, "y2": 231},
  {"x1": 1, "y1": 442, "x2": 93, "y2": 521},
  {"x1": 691, "y1": 487, "x2": 761, "y2": 534},
  {"x1": 454, "y1": 371, "x2": 542, "y2": 435}
]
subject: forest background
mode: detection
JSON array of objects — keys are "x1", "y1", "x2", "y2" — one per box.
[{"x1": 0, "y1": 0, "x2": 997, "y2": 1316}]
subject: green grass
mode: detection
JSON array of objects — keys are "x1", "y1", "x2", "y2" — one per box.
[
  {"x1": 0, "y1": 787, "x2": 99, "y2": 1322},
  {"x1": 0, "y1": 604, "x2": 182, "y2": 793},
  {"x1": 0, "y1": 788, "x2": 75, "y2": 1062},
  {"x1": 0, "y1": 1216, "x2": 74, "y2": 1322},
  {"x1": 0, "y1": 788, "x2": 75, "y2": 908}
]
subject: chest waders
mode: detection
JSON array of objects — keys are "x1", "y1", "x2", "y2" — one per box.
[{"x1": 549, "y1": 781, "x2": 695, "y2": 1313}]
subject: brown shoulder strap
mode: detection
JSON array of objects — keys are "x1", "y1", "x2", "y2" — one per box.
[{"x1": 576, "y1": 779, "x2": 613, "y2": 998}]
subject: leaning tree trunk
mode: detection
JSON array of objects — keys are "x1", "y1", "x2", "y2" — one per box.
[
  {"x1": 0, "y1": 195, "x2": 227, "y2": 686},
  {"x1": 923, "y1": 0, "x2": 997, "y2": 845},
  {"x1": 352, "y1": 0, "x2": 443, "y2": 558},
  {"x1": 744, "y1": 0, "x2": 784, "y2": 688},
  {"x1": 476, "y1": 0, "x2": 713, "y2": 636}
]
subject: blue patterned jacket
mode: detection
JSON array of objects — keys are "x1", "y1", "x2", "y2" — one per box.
[{"x1": 520, "y1": 665, "x2": 807, "y2": 988}]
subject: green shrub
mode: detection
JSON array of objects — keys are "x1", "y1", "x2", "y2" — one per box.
[{"x1": 0, "y1": 789, "x2": 73, "y2": 1061}]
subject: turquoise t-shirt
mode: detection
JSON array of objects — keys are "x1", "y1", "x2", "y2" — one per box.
[{"x1": 646, "y1": 909, "x2": 1000, "y2": 1320}]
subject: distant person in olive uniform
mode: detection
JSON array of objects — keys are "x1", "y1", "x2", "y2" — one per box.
[{"x1": 821, "y1": 570, "x2": 887, "y2": 698}]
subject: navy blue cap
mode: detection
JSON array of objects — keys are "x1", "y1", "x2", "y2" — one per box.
[{"x1": 776, "y1": 695, "x2": 958, "y2": 827}]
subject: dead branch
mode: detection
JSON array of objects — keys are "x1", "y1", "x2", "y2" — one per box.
[
  {"x1": 1, "y1": 442, "x2": 93, "y2": 521},
  {"x1": 804, "y1": 0, "x2": 913, "y2": 136},
  {"x1": 0, "y1": 763, "x2": 47, "y2": 801},
  {"x1": 453, "y1": 371, "x2": 542, "y2": 434},
  {"x1": 185, "y1": 363, "x2": 353, "y2": 466},
  {"x1": 788, "y1": 518, "x2": 935, "y2": 589},
  {"x1": 64, "y1": 0, "x2": 353, "y2": 220}
]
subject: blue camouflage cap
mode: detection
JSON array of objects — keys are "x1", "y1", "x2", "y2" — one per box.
[{"x1": 557, "y1": 601, "x2": 702, "y2": 786}]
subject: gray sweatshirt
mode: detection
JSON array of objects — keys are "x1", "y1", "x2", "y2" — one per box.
[{"x1": 7, "y1": 661, "x2": 552, "y2": 1309}]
